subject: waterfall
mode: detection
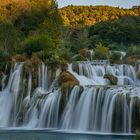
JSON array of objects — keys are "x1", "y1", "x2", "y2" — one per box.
[
  {"x1": 68, "y1": 63, "x2": 140, "y2": 86},
  {"x1": 0, "y1": 62, "x2": 140, "y2": 134},
  {"x1": 60, "y1": 86, "x2": 140, "y2": 133},
  {"x1": 38, "y1": 63, "x2": 61, "y2": 91},
  {"x1": 0, "y1": 63, "x2": 23, "y2": 126}
]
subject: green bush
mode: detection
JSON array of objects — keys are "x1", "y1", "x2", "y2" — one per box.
[
  {"x1": 126, "y1": 45, "x2": 140, "y2": 56},
  {"x1": 0, "y1": 20, "x2": 22, "y2": 56},
  {"x1": 110, "y1": 51, "x2": 121, "y2": 63},
  {"x1": 23, "y1": 34, "x2": 54, "y2": 56},
  {"x1": 94, "y1": 42, "x2": 110, "y2": 59}
]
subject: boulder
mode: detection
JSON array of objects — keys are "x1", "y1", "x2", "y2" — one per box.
[
  {"x1": 104, "y1": 74, "x2": 118, "y2": 85},
  {"x1": 60, "y1": 71, "x2": 79, "y2": 92}
]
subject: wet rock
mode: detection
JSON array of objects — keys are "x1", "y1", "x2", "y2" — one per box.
[
  {"x1": 104, "y1": 74, "x2": 118, "y2": 85},
  {"x1": 60, "y1": 71, "x2": 79, "y2": 93}
]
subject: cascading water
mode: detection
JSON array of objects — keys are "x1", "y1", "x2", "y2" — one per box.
[
  {"x1": 0, "y1": 62, "x2": 140, "y2": 134},
  {"x1": 68, "y1": 62, "x2": 140, "y2": 86},
  {"x1": 0, "y1": 63, "x2": 23, "y2": 126}
]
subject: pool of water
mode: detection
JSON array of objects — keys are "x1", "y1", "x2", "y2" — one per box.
[{"x1": 0, "y1": 129, "x2": 135, "y2": 140}]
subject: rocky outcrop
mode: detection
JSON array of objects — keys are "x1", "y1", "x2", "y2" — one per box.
[
  {"x1": 104, "y1": 74, "x2": 118, "y2": 85},
  {"x1": 60, "y1": 71, "x2": 79, "y2": 90}
]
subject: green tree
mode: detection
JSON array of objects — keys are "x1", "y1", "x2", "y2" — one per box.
[
  {"x1": 70, "y1": 28, "x2": 89, "y2": 53},
  {"x1": 14, "y1": 0, "x2": 62, "y2": 36},
  {"x1": 0, "y1": 20, "x2": 21, "y2": 61}
]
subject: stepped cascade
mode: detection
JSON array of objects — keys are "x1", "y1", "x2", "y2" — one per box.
[{"x1": 0, "y1": 62, "x2": 140, "y2": 134}]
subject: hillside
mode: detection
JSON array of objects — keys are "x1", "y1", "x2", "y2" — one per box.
[{"x1": 59, "y1": 5, "x2": 140, "y2": 26}]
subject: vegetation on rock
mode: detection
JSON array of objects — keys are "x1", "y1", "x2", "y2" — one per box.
[{"x1": 60, "y1": 71, "x2": 79, "y2": 93}]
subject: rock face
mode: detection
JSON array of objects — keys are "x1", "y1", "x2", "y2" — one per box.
[
  {"x1": 104, "y1": 74, "x2": 118, "y2": 85},
  {"x1": 60, "y1": 71, "x2": 80, "y2": 91}
]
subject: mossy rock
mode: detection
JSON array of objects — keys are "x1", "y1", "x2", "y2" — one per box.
[
  {"x1": 104, "y1": 74, "x2": 118, "y2": 85},
  {"x1": 11, "y1": 54, "x2": 26, "y2": 63},
  {"x1": 11, "y1": 54, "x2": 26, "y2": 66},
  {"x1": 60, "y1": 71, "x2": 79, "y2": 93},
  {"x1": 30, "y1": 54, "x2": 42, "y2": 67}
]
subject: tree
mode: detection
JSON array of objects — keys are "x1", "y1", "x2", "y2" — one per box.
[
  {"x1": 59, "y1": 5, "x2": 139, "y2": 27},
  {"x1": 0, "y1": 20, "x2": 21, "y2": 61},
  {"x1": 70, "y1": 28, "x2": 89, "y2": 53},
  {"x1": 14, "y1": 0, "x2": 63, "y2": 36}
]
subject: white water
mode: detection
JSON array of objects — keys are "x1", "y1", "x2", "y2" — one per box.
[
  {"x1": 0, "y1": 63, "x2": 23, "y2": 126},
  {"x1": 68, "y1": 63, "x2": 140, "y2": 86},
  {"x1": 0, "y1": 63, "x2": 140, "y2": 134}
]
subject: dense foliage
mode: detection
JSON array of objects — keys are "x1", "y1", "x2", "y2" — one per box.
[
  {"x1": 0, "y1": 1, "x2": 139, "y2": 67},
  {"x1": 0, "y1": 0, "x2": 64, "y2": 65},
  {"x1": 89, "y1": 16, "x2": 140, "y2": 49},
  {"x1": 60, "y1": 5, "x2": 140, "y2": 26}
]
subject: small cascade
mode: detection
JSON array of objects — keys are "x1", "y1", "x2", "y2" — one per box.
[
  {"x1": 0, "y1": 62, "x2": 140, "y2": 134},
  {"x1": 69, "y1": 63, "x2": 140, "y2": 86},
  {"x1": 38, "y1": 63, "x2": 61, "y2": 91},
  {"x1": 60, "y1": 86, "x2": 140, "y2": 133},
  {"x1": 38, "y1": 63, "x2": 50, "y2": 91}
]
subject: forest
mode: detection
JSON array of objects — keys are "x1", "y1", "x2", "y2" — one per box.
[
  {"x1": 60, "y1": 5, "x2": 140, "y2": 26},
  {"x1": 0, "y1": 0, "x2": 140, "y2": 69}
]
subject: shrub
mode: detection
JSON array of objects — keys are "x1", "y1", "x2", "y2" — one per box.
[
  {"x1": 110, "y1": 51, "x2": 121, "y2": 64},
  {"x1": 79, "y1": 48, "x2": 88, "y2": 59},
  {"x1": 126, "y1": 45, "x2": 140, "y2": 56},
  {"x1": 94, "y1": 42, "x2": 110, "y2": 59},
  {"x1": 23, "y1": 34, "x2": 53, "y2": 56}
]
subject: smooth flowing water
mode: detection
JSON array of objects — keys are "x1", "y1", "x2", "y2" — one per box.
[{"x1": 0, "y1": 62, "x2": 140, "y2": 136}]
